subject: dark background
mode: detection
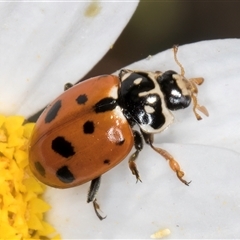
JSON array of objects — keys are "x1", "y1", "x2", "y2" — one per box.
[{"x1": 85, "y1": 1, "x2": 240, "y2": 79}]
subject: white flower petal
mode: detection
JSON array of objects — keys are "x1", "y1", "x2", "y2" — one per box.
[
  {"x1": 45, "y1": 144, "x2": 240, "y2": 238},
  {"x1": 0, "y1": 2, "x2": 138, "y2": 116}
]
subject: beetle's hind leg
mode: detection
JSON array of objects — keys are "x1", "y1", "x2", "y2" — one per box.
[
  {"x1": 87, "y1": 176, "x2": 106, "y2": 220},
  {"x1": 142, "y1": 131, "x2": 191, "y2": 186},
  {"x1": 128, "y1": 130, "x2": 143, "y2": 183}
]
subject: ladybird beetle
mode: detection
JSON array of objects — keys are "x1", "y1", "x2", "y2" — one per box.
[{"x1": 29, "y1": 46, "x2": 209, "y2": 220}]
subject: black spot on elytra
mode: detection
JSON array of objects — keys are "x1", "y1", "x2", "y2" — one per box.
[
  {"x1": 45, "y1": 100, "x2": 62, "y2": 123},
  {"x1": 94, "y1": 97, "x2": 117, "y2": 113},
  {"x1": 52, "y1": 136, "x2": 75, "y2": 158},
  {"x1": 34, "y1": 161, "x2": 45, "y2": 177},
  {"x1": 76, "y1": 94, "x2": 88, "y2": 105},
  {"x1": 103, "y1": 159, "x2": 111, "y2": 165},
  {"x1": 56, "y1": 166, "x2": 75, "y2": 183},
  {"x1": 83, "y1": 121, "x2": 94, "y2": 134}
]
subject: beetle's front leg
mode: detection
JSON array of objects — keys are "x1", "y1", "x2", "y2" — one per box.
[{"x1": 128, "y1": 130, "x2": 143, "y2": 183}]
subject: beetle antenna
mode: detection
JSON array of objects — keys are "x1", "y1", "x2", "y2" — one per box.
[{"x1": 173, "y1": 45, "x2": 185, "y2": 76}]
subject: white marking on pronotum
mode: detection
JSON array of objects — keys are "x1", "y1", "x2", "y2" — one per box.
[
  {"x1": 120, "y1": 71, "x2": 131, "y2": 81},
  {"x1": 172, "y1": 74, "x2": 190, "y2": 96},
  {"x1": 133, "y1": 77, "x2": 142, "y2": 85},
  {"x1": 147, "y1": 95, "x2": 158, "y2": 104},
  {"x1": 138, "y1": 71, "x2": 174, "y2": 133},
  {"x1": 144, "y1": 105, "x2": 155, "y2": 114}
]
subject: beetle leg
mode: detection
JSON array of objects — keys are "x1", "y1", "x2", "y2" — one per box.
[
  {"x1": 128, "y1": 130, "x2": 143, "y2": 183},
  {"x1": 87, "y1": 176, "x2": 106, "y2": 220},
  {"x1": 141, "y1": 131, "x2": 191, "y2": 186},
  {"x1": 187, "y1": 79, "x2": 209, "y2": 120}
]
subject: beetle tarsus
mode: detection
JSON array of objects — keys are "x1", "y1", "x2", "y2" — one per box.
[
  {"x1": 128, "y1": 130, "x2": 144, "y2": 183},
  {"x1": 176, "y1": 170, "x2": 191, "y2": 186},
  {"x1": 88, "y1": 176, "x2": 106, "y2": 220},
  {"x1": 129, "y1": 151, "x2": 142, "y2": 183},
  {"x1": 93, "y1": 199, "x2": 107, "y2": 221}
]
